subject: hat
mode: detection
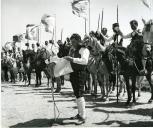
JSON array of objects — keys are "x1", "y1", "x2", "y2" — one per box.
[
  {"x1": 102, "y1": 27, "x2": 107, "y2": 31},
  {"x1": 45, "y1": 41, "x2": 48, "y2": 45},
  {"x1": 36, "y1": 43, "x2": 40, "y2": 47},
  {"x1": 112, "y1": 23, "x2": 119, "y2": 29},
  {"x1": 25, "y1": 43, "x2": 29, "y2": 46},
  {"x1": 130, "y1": 20, "x2": 138, "y2": 26}
]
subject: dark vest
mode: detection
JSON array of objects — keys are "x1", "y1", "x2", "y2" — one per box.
[
  {"x1": 131, "y1": 31, "x2": 143, "y2": 43},
  {"x1": 113, "y1": 34, "x2": 123, "y2": 46},
  {"x1": 69, "y1": 46, "x2": 86, "y2": 72}
]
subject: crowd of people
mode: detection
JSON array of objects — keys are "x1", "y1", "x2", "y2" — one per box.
[{"x1": 1, "y1": 18, "x2": 153, "y2": 124}]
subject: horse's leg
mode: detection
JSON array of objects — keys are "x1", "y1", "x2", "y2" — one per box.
[
  {"x1": 27, "y1": 71, "x2": 31, "y2": 86},
  {"x1": 60, "y1": 75, "x2": 64, "y2": 85},
  {"x1": 93, "y1": 74, "x2": 98, "y2": 97},
  {"x1": 97, "y1": 72, "x2": 104, "y2": 99},
  {"x1": 54, "y1": 77, "x2": 61, "y2": 93},
  {"x1": 112, "y1": 74, "x2": 116, "y2": 92},
  {"x1": 105, "y1": 75, "x2": 110, "y2": 101},
  {"x1": 35, "y1": 71, "x2": 39, "y2": 87},
  {"x1": 90, "y1": 73, "x2": 94, "y2": 94},
  {"x1": 137, "y1": 76, "x2": 144, "y2": 97},
  {"x1": 88, "y1": 73, "x2": 92, "y2": 94},
  {"x1": 131, "y1": 76, "x2": 137, "y2": 105},
  {"x1": 146, "y1": 72, "x2": 153, "y2": 103},
  {"x1": 39, "y1": 71, "x2": 42, "y2": 86},
  {"x1": 124, "y1": 75, "x2": 131, "y2": 106}
]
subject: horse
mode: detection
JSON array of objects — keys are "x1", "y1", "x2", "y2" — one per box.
[
  {"x1": 22, "y1": 50, "x2": 36, "y2": 86},
  {"x1": 35, "y1": 48, "x2": 62, "y2": 92},
  {"x1": 84, "y1": 35, "x2": 113, "y2": 100},
  {"x1": 111, "y1": 35, "x2": 153, "y2": 106},
  {"x1": 57, "y1": 40, "x2": 71, "y2": 86},
  {"x1": 142, "y1": 19, "x2": 153, "y2": 102},
  {"x1": 6, "y1": 56, "x2": 18, "y2": 83}
]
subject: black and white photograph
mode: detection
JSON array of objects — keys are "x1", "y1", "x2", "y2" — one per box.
[{"x1": 1, "y1": 0, "x2": 153, "y2": 127}]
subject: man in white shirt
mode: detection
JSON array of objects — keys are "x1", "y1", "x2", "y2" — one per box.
[{"x1": 64, "y1": 33, "x2": 90, "y2": 125}]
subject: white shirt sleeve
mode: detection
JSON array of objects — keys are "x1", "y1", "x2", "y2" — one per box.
[{"x1": 73, "y1": 48, "x2": 90, "y2": 65}]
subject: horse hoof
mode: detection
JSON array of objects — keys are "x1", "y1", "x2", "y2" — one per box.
[
  {"x1": 105, "y1": 98, "x2": 109, "y2": 102},
  {"x1": 131, "y1": 102, "x2": 136, "y2": 107},
  {"x1": 54, "y1": 89, "x2": 61, "y2": 93},
  {"x1": 125, "y1": 101, "x2": 130, "y2": 107},
  {"x1": 148, "y1": 99, "x2": 153, "y2": 103}
]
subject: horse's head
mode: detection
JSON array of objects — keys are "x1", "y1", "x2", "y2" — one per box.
[
  {"x1": 22, "y1": 50, "x2": 36, "y2": 63},
  {"x1": 142, "y1": 19, "x2": 153, "y2": 43},
  {"x1": 38, "y1": 48, "x2": 51, "y2": 61},
  {"x1": 109, "y1": 45, "x2": 126, "y2": 63}
]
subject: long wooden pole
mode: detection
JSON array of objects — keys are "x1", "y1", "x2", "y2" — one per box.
[
  {"x1": 85, "y1": 18, "x2": 87, "y2": 34},
  {"x1": 116, "y1": 4, "x2": 119, "y2": 104},
  {"x1": 89, "y1": 0, "x2": 90, "y2": 32},
  {"x1": 97, "y1": 13, "x2": 100, "y2": 31},
  {"x1": 55, "y1": 14, "x2": 56, "y2": 44},
  {"x1": 61, "y1": 28, "x2": 63, "y2": 41},
  {"x1": 101, "y1": 8, "x2": 104, "y2": 32}
]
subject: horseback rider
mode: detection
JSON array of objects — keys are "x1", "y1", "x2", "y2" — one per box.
[
  {"x1": 119, "y1": 20, "x2": 146, "y2": 74},
  {"x1": 100, "y1": 27, "x2": 109, "y2": 46},
  {"x1": 31, "y1": 44, "x2": 36, "y2": 52},
  {"x1": 36, "y1": 42, "x2": 41, "y2": 52},
  {"x1": 101, "y1": 23, "x2": 123, "y2": 46},
  {"x1": 25, "y1": 43, "x2": 30, "y2": 50}
]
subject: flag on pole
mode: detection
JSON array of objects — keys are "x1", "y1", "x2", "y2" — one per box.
[
  {"x1": 71, "y1": 0, "x2": 89, "y2": 19},
  {"x1": 4, "y1": 42, "x2": 13, "y2": 51},
  {"x1": 41, "y1": 14, "x2": 55, "y2": 33},
  {"x1": 18, "y1": 33, "x2": 26, "y2": 42},
  {"x1": 141, "y1": 0, "x2": 151, "y2": 8},
  {"x1": 25, "y1": 24, "x2": 39, "y2": 40}
]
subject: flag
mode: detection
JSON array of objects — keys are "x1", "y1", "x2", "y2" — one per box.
[
  {"x1": 141, "y1": 0, "x2": 150, "y2": 8},
  {"x1": 41, "y1": 14, "x2": 55, "y2": 33},
  {"x1": 25, "y1": 24, "x2": 39, "y2": 40},
  {"x1": 4, "y1": 42, "x2": 13, "y2": 51},
  {"x1": 71, "y1": 0, "x2": 89, "y2": 19},
  {"x1": 18, "y1": 33, "x2": 25, "y2": 42}
]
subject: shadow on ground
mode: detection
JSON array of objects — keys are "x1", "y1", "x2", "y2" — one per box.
[
  {"x1": 94, "y1": 120, "x2": 153, "y2": 127},
  {"x1": 10, "y1": 118, "x2": 78, "y2": 127}
]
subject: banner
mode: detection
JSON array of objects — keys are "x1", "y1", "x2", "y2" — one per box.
[
  {"x1": 71, "y1": 0, "x2": 89, "y2": 19},
  {"x1": 25, "y1": 24, "x2": 39, "y2": 40},
  {"x1": 41, "y1": 14, "x2": 55, "y2": 33},
  {"x1": 48, "y1": 56, "x2": 73, "y2": 77},
  {"x1": 141, "y1": 0, "x2": 151, "y2": 8}
]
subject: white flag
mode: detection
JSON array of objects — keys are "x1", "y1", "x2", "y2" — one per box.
[
  {"x1": 71, "y1": 0, "x2": 89, "y2": 19},
  {"x1": 141, "y1": 0, "x2": 151, "y2": 8},
  {"x1": 41, "y1": 14, "x2": 55, "y2": 33},
  {"x1": 25, "y1": 24, "x2": 39, "y2": 40}
]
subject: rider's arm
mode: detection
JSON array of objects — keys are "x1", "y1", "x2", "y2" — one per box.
[
  {"x1": 120, "y1": 33, "x2": 131, "y2": 39},
  {"x1": 101, "y1": 33, "x2": 114, "y2": 41}
]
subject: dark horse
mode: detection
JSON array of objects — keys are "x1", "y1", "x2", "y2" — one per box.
[
  {"x1": 35, "y1": 48, "x2": 51, "y2": 87},
  {"x1": 111, "y1": 38, "x2": 153, "y2": 106},
  {"x1": 35, "y1": 48, "x2": 62, "y2": 89},
  {"x1": 22, "y1": 50, "x2": 36, "y2": 86}
]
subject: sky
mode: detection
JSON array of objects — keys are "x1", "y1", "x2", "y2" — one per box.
[{"x1": 1, "y1": 0, "x2": 153, "y2": 47}]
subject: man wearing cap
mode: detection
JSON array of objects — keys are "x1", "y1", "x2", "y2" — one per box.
[
  {"x1": 119, "y1": 20, "x2": 146, "y2": 74},
  {"x1": 25, "y1": 43, "x2": 30, "y2": 50},
  {"x1": 64, "y1": 33, "x2": 90, "y2": 125},
  {"x1": 101, "y1": 23, "x2": 123, "y2": 46},
  {"x1": 101, "y1": 27, "x2": 109, "y2": 46}
]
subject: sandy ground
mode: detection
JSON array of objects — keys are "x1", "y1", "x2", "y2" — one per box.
[{"x1": 1, "y1": 79, "x2": 153, "y2": 128}]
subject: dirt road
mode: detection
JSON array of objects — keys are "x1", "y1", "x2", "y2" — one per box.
[{"x1": 1, "y1": 79, "x2": 153, "y2": 127}]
